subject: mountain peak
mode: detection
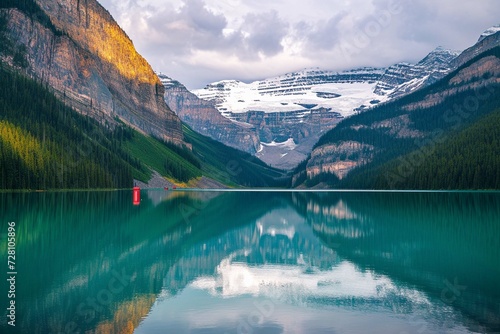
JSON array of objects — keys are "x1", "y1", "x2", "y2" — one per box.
[
  {"x1": 157, "y1": 73, "x2": 185, "y2": 89},
  {"x1": 478, "y1": 24, "x2": 500, "y2": 42},
  {"x1": 430, "y1": 46, "x2": 461, "y2": 56},
  {"x1": 415, "y1": 46, "x2": 460, "y2": 70}
]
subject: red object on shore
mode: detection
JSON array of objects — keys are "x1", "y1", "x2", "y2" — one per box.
[
  {"x1": 133, "y1": 187, "x2": 141, "y2": 205},
  {"x1": 164, "y1": 187, "x2": 169, "y2": 190},
  {"x1": 173, "y1": 186, "x2": 177, "y2": 190}
]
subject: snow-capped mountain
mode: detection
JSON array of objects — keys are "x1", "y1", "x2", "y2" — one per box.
[
  {"x1": 163, "y1": 25, "x2": 498, "y2": 170},
  {"x1": 452, "y1": 24, "x2": 500, "y2": 69},
  {"x1": 194, "y1": 67, "x2": 386, "y2": 119},
  {"x1": 189, "y1": 47, "x2": 459, "y2": 169},
  {"x1": 375, "y1": 46, "x2": 460, "y2": 98},
  {"x1": 193, "y1": 47, "x2": 459, "y2": 120}
]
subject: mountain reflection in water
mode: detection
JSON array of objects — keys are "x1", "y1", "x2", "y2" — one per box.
[{"x1": 0, "y1": 190, "x2": 498, "y2": 334}]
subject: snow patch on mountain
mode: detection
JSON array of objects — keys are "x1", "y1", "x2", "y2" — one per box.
[
  {"x1": 478, "y1": 25, "x2": 500, "y2": 42},
  {"x1": 194, "y1": 68, "x2": 389, "y2": 118},
  {"x1": 188, "y1": 47, "x2": 461, "y2": 170},
  {"x1": 262, "y1": 138, "x2": 297, "y2": 150},
  {"x1": 193, "y1": 47, "x2": 460, "y2": 119}
]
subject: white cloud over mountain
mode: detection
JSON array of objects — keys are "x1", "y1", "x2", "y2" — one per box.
[{"x1": 99, "y1": 0, "x2": 500, "y2": 89}]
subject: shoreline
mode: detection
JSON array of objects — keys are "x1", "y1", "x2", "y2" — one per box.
[{"x1": 1, "y1": 188, "x2": 499, "y2": 193}]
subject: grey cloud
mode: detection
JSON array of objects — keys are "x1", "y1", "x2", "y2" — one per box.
[
  {"x1": 118, "y1": 0, "x2": 290, "y2": 62},
  {"x1": 144, "y1": 0, "x2": 231, "y2": 55},
  {"x1": 367, "y1": 0, "x2": 500, "y2": 50},
  {"x1": 100, "y1": 0, "x2": 500, "y2": 89},
  {"x1": 182, "y1": 0, "x2": 226, "y2": 32},
  {"x1": 239, "y1": 10, "x2": 289, "y2": 58},
  {"x1": 295, "y1": 13, "x2": 345, "y2": 52}
]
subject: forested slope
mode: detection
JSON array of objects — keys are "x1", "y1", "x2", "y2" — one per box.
[
  {"x1": 0, "y1": 67, "x2": 141, "y2": 189},
  {"x1": 375, "y1": 109, "x2": 500, "y2": 189},
  {"x1": 292, "y1": 46, "x2": 500, "y2": 190}
]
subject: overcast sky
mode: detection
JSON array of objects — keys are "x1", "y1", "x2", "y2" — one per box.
[{"x1": 98, "y1": 0, "x2": 499, "y2": 89}]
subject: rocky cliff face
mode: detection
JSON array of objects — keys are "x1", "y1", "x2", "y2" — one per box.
[
  {"x1": 306, "y1": 141, "x2": 376, "y2": 180},
  {"x1": 160, "y1": 75, "x2": 260, "y2": 153},
  {"x1": 374, "y1": 47, "x2": 459, "y2": 98},
  {"x1": 228, "y1": 108, "x2": 342, "y2": 144},
  {"x1": 1, "y1": 0, "x2": 183, "y2": 144}
]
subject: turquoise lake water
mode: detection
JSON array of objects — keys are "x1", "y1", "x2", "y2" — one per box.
[{"x1": 0, "y1": 190, "x2": 499, "y2": 333}]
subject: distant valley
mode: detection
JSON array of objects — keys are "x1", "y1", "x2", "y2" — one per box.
[{"x1": 168, "y1": 46, "x2": 460, "y2": 169}]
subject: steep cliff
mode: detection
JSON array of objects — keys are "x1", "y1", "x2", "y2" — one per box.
[
  {"x1": 160, "y1": 75, "x2": 260, "y2": 153},
  {"x1": 0, "y1": 0, "x2": 183, "y2": 144}
]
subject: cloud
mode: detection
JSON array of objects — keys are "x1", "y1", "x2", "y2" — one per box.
[
  {"x1": 239, "y1": 11, "x2": 288, "y2": 58},
  {"x1": 118, "y1": 0, "x2": 231, "y2": 56},
  {"x1": 100, "y1": 0, "x2": 500, "y2": 89},
  {"x1": 108, "y1": 0, "x2": 288, "y2": 64},
  {"x1": 294, "y1": 13, "x2": 345, "y2": 52}
]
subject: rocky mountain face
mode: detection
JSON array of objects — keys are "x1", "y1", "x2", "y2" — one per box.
[
  {"x1": 452, "y1": 24, "x2": 500, "y2": 68},
  {"x1": 228, "y1": 108, "x2": 342, "y2": 144},
  {"x1": 191, "y1": 47, "x2": 460, "y2": 169},
  {"x1": 0, "y1": 0, "x2": 183, "y2": 144},
  {"x1": 374, "y1": 47, "x2": 460, "y2": 98},
  {"x1": 295, "y1": 28, "x2": 500, "y2": 187},
  {"x1": 305, "y1": 141, "x2": 376, "y2": 181},
  {"x1": 233, "y1": 108, "x2": 343, "y2": 169},
  {"x1": 160, "y1": 75, "x2": 260, "y2": 153}
]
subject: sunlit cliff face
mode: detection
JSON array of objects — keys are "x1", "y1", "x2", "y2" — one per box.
[
  {"x1": 37, "y1": 0, "x2": 159, "y2": 84},
  {"x1": 2, "y1": 0, "x2": 184, "y2": 143}
]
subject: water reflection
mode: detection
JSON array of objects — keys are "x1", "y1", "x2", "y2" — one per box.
[
  {"x1": 0, "y1": 191, "x2": 498, "y2": 333},
  {"x1": 293, "y1": 192, "x2": 500, "y2": 332}
]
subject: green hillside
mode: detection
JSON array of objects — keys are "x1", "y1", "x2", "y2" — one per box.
[
  {"x1": 122, "y1": 127, "x2": 202, "y2": 183},
  {"x1": 183, "y1": 125, "x2": 288, "y2": 187}
]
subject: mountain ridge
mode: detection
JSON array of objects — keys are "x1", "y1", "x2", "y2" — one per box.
[{"x1": 193, "y1": 46, "x2": 460, "y2": 115}]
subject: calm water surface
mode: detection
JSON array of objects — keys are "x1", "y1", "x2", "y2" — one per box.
[{"x1": 0, "y1": 190, "x2": 499, "y2": 333}]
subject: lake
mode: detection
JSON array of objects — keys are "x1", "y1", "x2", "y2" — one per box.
[{"x1": 0, "y1": 190, "x2": 499, "y2": 333}]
